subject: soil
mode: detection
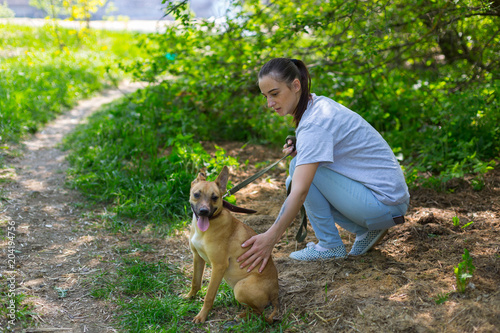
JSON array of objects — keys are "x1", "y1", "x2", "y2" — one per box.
[{"x1": 1, "y1": 83, "x2": 499, "y2": 333}]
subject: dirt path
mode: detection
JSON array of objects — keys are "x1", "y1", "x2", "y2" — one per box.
[
  {"x1": 0, "y1": 81, "x2": 145, "y2": 332},
  {"x1": 1, "y1": 81, "x2": 499, "y2": 333}
]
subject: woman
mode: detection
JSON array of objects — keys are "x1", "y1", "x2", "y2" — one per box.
[{"x1": 237, "y1": 58, "x2": 410, "y2": 273}]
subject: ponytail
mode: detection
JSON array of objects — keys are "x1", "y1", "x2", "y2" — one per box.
[{"x1": 258, "y1": 58, "x2": 312, "y2": 127}]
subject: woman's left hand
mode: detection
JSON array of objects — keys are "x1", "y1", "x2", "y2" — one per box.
[
  {"x1": 283, "y1": 138, "x2": 297, "y2": 157},
  {"x1": 237, "y1": 231, "x2": 276, "y2": 273}
]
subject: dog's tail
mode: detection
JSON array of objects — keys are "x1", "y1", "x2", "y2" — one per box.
[{"x1": 266, "y1": 295, "x2": 279, "y2": 324}]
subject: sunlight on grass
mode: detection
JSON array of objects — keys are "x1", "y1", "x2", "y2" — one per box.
[
  {"x1": 0, "y1": 23, "x2": 144, "y2": 146},
  {"x1": 89, "y1": 257, "x2": 298, "y2": 332}
]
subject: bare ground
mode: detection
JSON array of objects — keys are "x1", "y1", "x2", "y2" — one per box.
[{"x1": 1, "y1": 85, "x2": 499, "y2": 333}]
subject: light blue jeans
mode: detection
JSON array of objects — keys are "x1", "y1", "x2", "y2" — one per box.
[{"x1": 286, "y1": 158, "x2": 409, "y2": 249}]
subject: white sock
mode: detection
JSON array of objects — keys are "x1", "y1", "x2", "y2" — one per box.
[
  {"x1": 355, "y1": 231, "x2": 369, "y2": 242},
  {"x1": 314, "y1": 243, "x2": 330, "y2": 252}
]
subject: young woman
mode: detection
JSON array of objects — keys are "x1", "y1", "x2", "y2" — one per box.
[{"x1": 237, "y1": 58, "x2": 410, "y2": 273}]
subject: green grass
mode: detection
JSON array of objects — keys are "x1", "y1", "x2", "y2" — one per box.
[
  {"x1": 0, "y1": 23, "x2": 146, "y2": 146},
  {"x1": 454, "y1": 248, "x2": 476, "y2": 294},
  {"x1": 3, "y1": 12, "x2": 498, "y2": 333},
  {"x1": 91, "y1": 258, "x2": 200, "y2": 332},
  {"x1": 90, "y1": 257, "x2": 296, "y2": 332},
  {"x1": 62, "y1": 86, "x2": 240, "y2": 233},
  {"x1": 0, "y1": 275, "x2": 35, "y2": 330}
]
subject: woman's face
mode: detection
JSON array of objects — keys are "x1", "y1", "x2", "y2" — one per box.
[{"x1": 259, "y1": 75, "x2": 301, "y2": 117}]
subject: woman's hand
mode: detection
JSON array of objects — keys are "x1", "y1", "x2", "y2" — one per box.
[
  {"x1": 237, "y1": 163, "x2": 319, "y2": 273},
  {"x1": 237, "y1": 231, "x2": 276, "y2": 273},
  {"x1": 283, "y1": 138, "x2": 297, "y2": 157}
]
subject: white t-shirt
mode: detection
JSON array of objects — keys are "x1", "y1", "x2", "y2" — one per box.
[{"x1": 295, "y1": 94, "x2": 410, "y2": 205}]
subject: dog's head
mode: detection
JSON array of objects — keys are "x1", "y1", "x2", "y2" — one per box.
[{"x1": 189, "y1": 166, "x2": 229, "y2": 232}]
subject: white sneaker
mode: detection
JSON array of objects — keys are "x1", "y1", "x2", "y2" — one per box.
[
  {"x1": 290, "y1": 242, "x2": 347, "y2": 261},
  {"x1": 348, "y1": 230, "x2": 388, "y2": 256}
]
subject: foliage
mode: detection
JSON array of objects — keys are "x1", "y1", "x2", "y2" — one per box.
[
  {"x1": 63, "y1": 0, "x2": 106, "y2": 24},
  {"x1": 63, "y1": 85, "x2": 240, "y2": 232},
  {"x1": 59, "y1": 0, "x2": 500, "y2": 234},
  {"x1": 0, "y1": 277, "x2": 35, "y2": 329},
  {"x1": 451, "y1": 216, "x2": 475, "y2": 230},
  {"x1": 30, "y1": 0, "x2": 114, "y2": 45},
  {"x1": 434, "y1": 292, "x2": 450, "y2": 305},
  {"x1": 121, "y1": 0, "x2": 499, "y2": 189},
  {"x1": 0, "y1": 23, "x2": 143, "y2": 146},
  {"x1": 0, "y1": 1, "x2": 14, "y2": 18},
  {"x1": 30, "y1": 0, "x2": 106, "y2": 22},
  {"x1": 30, "y1": 0, "x2": 64, "y2": 18},
  {"x1": 454, "y1": 248, "x2": 476, "y2": 293},
  {"x1": 461, "y1": 221, "x2": 474, "y2": 229}
]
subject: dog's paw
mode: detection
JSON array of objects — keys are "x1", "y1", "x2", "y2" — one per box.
[
  {"x1": 184, "y1": 290, "x2": 197, "y2": 299},
  {"x1": 193, "y1": 311, "x2": 208, "y2": 323}
]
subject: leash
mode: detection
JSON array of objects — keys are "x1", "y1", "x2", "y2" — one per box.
[
  {"x1": 223, "y1": 136, "x2": 297, "y2": 198},
  {"x1": 222, "y1": 200, "x2": 257, "y2": 214},
  {"x1": 223, "y1": 153, "x2": 292, "y2": 198},
  {"x1": 286, "y1": 180, "x2": 308, "y2": 242},
  {"x1": 222, "y1": 136, "x2": 309, "y2": 242}
]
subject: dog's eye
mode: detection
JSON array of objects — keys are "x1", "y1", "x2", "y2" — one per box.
[
  {"x1": 211, "y1": 195, "x2": 218, "y2": 201},
  {"x1": 193, "y1": 192, "x2": 201, "y2": 199}
]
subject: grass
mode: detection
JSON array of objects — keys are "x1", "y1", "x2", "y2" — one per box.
[
  {"x1": 434, "y1": 292, "x2": 450, "y2": 305},
  {"x1": 454, "y1": 248, "x2": 476, "y2": 293},
  {"x1": 2, "y1": 16, "x2": 497, "y2": 333},
  {"x1": 62, "y1": 87, "x2": 240, "y2": 233},
  {"x1": 0, "y1": 275, "x2": 35, "y2": 330},
  {"x1": 0, "y1": 23, "x2": 145, "y2": 146},
  {"x1": 451, "y1": 216, "x2": 475, "y2": 230},
  {"x1": 57, "y1": 60, "x2": 496, "y2": 330},
  {"x1": 90, "y1": 256, "x2": 296, "y2": 332},
  {"x1": 91, "y1": 258, "x2": 200, "y2": 332}
]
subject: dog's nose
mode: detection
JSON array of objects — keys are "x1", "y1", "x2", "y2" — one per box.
[{"x1": 198, "y1": 208, "x2": 210, "y2": 216}]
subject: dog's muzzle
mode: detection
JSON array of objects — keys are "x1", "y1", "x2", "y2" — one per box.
[{"x1": 191, "y1": 204, "x2": 220, "y2": 232}]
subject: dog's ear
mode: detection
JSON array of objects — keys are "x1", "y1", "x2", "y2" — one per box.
[
  {"x1": 215, "y1": 166, "x2": 229, "y2": 193},
  {"x1": 191, "y1": 170, "x2": 206, "y2": 185}
]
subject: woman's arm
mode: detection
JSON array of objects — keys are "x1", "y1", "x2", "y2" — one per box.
[{"x1": 237, "y1": 162, "x2": 319, "y2": 272}]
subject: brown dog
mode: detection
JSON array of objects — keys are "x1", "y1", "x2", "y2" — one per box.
[{"x1": 186, "y1": 166, "x2": 279, "y2": 323}]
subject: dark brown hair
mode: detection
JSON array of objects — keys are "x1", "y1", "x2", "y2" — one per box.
[{"x1": 258, "y1": 58, "x2": 312, "y2": 127}]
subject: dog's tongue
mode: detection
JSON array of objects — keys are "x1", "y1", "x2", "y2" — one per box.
[{"x1": 197, "y1": 216, "x2": 210, "y2": 232}]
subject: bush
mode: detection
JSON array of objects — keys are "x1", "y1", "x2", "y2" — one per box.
[
  {"x1": 120, "y1": 0, "x2": 499, "y2": 189},
  {"x1": 63, "y1": 85, "x2": 240, "y2": 231}
]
